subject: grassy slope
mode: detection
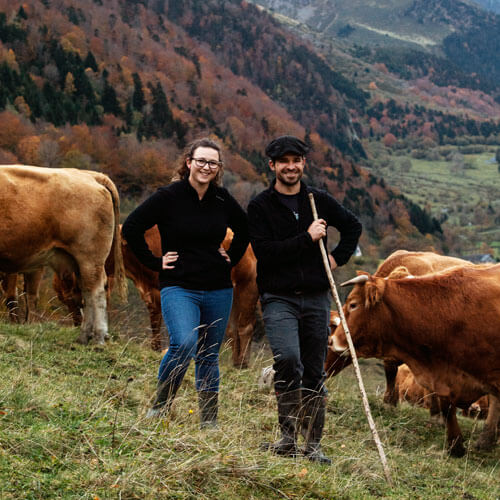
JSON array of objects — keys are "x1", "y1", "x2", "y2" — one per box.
[
  {"x1": 385, "y1": 152, "x2": 498, "y2": 209},
  {"x1": 254, "y1": 0, "x2": 450, "y2": 49},
  {"x1": 1, "y1": 317, "x2": 499, "y2": 499},
  {"x1": 366, "y1": 145, "x2": 500, "y2": 257}
]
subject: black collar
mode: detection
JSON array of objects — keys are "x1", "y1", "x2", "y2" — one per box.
[{"x1": 180, "y1": 177, "x2": 218, "y2": 201}]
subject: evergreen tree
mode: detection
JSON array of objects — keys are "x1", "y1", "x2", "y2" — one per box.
[
  {"x1": 101, "y1": 79, "x2": 121, "y2": 115},
  {"x1": 17, "y1": 6, "x2": 28, "y2": 19},
  {"x1": 132, "y1": 72, "x2": 145, "y2": 110},
  {"x1": 42, "y1": 81, "x2": 64, "y2": 126},
  {"x1": 124, "y1": 99, "x2": 134, "y2": 131},
  {"x1": 84, "y1": 51, "x2": 98, "y2": 72},
  {"x1": 150, "y1": 81, "x2": 173, "y2": 137},
  {"x1": 174, "y1": 118, "x2": 188, "y2": 148}
]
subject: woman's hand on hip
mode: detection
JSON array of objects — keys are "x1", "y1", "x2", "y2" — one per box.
[
  {"x1": 218, "y1": 247, "x2": 231, "y2": 264},
  {"x1": 162, "y1": 251, "x2": 179, "y2": 269}
]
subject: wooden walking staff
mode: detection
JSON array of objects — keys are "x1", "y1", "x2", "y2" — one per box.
[{"x1": 308, "y1": 192, "x2": 393, "y2": 486}]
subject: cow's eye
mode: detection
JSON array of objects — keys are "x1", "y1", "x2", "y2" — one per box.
[{"x1": 348, "y1": 301, "x2": 357, "y2": 311}]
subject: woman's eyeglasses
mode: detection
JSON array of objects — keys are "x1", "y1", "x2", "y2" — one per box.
[{"x1": 190, "y1": 158, "x2": 222, "y2": 170}]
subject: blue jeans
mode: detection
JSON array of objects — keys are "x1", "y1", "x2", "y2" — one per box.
[
  {"x1": 158, "y1": 286, "x2": 233, "y2": 392},
  {"x1": 261, "y1": 291, "x2": 330, "y2": 394}
]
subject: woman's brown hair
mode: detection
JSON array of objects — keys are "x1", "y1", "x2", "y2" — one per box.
[{"x1": 172, "y1": 137, "x2": 224, "y2": 185}]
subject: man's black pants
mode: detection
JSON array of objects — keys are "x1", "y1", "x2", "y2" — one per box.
[{"x1": 261, "y1": 290, "x2": 330, "y2": 394}]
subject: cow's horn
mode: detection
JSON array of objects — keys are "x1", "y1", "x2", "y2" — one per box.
[{"x1": 340, "y1": 274, "x2": 369, "y2": 287}]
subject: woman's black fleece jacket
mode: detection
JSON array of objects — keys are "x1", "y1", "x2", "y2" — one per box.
[
  {"x1": 248, "y1": 180, "x2": 362, "y2": 295},
  {"x1": 122, "y1": 178, "x2": 249, "y2": 291}
]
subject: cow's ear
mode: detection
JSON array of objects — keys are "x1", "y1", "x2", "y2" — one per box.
[{"x1": 364, "y1": 278, "x2": 385, "y2": 307}]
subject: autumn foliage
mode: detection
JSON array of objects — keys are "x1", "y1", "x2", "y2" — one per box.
[{"x1": 0, "y1": 0, "x2": 448, "y2": 257}]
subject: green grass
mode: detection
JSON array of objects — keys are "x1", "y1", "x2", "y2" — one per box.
[
  {"x1": 365, "y1": 145, "x2": 500, "y2": 257},
  {"x1": 393, "y1": 153, "x2": 499, "y2": 213},
  {"x1": 1, "y1": 319, "x2": 500, "y2": 499}
]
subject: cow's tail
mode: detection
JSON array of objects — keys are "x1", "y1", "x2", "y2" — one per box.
[{"x1": 92, "y1": 172, "x2": 128, "y2": 302}]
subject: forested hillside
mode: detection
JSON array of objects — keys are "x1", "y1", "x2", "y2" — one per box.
[
  {"x1": 406, "y1": 0, "x2": 500, "y2": 91},
  {"x1": 0, "y1": 0, "x2": 448, "y2": 257},
  {"x1": 254, "y1": 0, "x2": 500, "y2": 145}
]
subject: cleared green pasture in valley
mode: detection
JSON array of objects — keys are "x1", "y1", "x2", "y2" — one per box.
[
  {"x1": 387, "y1": 152, "x2": 498, "y2": 215},
  {"x1": 367, "y1": 147, "x2": 500, "y2": 256}
]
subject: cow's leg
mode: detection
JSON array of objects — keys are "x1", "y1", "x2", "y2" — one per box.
[
  {"x1": 441, "y1": 403, "x2": 465, "y2": 457},
  {"x1": 2, "y1": 273, "x2": 20, "y2": 323},
  {"x1": 147, "y1": 297, "x2": 163, "y2": 351},
  {"x1": 23, "y1": 269, "x2": 43, "y2": 323},
  {"x1": 475, "y1": 395, "x2": 500, "y2": 451},
  {"x1": 77, "y1": 264, "x2": 108, "y2": 344},
  {"x1": 383, "y1": 360, "x2": 401, "y2": 406},
  {"x1": 226, "y1": 307, "x2": 240, "y2": 367},
  {"x1": 53, "y1": 272, "x2": 84, "y2": 326},
  {"x1": 237, "y1": 321, "x2": 254, "y2": 369},
  {"x1": 77, "y1": 287, "x2": 94, "y2": 345},
  {"x1": 136, "y1": 288, "x2": 164, "y2": 351},
  {"x1": 235, "y1": 292, "x2": 257, "y2": 369},
  {"x1": 230, "y1": 280, "x2": 257, "y2": 369},
  {"x1": 426, "y1": 394, "x2": 446, "y2": 425}
]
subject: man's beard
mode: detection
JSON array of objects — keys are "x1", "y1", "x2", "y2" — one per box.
[{"x1": 277, "y1": 169, "x2": 302, "y2": 186}]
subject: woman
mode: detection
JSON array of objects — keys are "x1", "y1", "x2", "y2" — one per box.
[{"x1": 122, "y1": 138, "x2": 249, "y2": 427}]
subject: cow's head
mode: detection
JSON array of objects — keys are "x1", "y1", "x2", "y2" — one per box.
[{"x1": 332, "y1": 271, "x2": 388, "y2": 358}]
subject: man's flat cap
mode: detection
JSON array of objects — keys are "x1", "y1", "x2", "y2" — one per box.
[{"x1": 265, "y1": 135, "x2": 309, "y2": 160}]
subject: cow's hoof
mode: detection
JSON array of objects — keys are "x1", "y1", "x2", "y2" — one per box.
[
  {"x1": 234, "y1": 362, "x2": 249, "y2": 370},
  {"x1": 474, "y1": 434, "x2": 496, "y2": 452},
  {"x1": 383, "y1": 395, "x2": 398, "y2": 407},
  {"x1": 75, "y1": 335, "x2": 90, "y2": 345},
  {"x1": 448, "y1": 440, "x2": 466, "y2": 458}
]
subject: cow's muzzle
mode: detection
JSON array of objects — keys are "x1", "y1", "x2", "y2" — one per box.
[{"x1": 332, "y1": 334, "x2": 349, "y2": 356}]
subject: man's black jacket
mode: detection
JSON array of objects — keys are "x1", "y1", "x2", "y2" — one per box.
[{"x1": 247, "y1": 181, "x2": 362, "y2": 295}]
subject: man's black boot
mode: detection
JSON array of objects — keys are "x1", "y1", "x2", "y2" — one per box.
[
  {"x1": 199, "y1": 391, "x2": 218, "y2": 429},
  {"x1": 301, "y1": 391, "x2": 332, "y2": 465},
  {"x1": 261, "y1": 389, "x2": 301, "y2": 457}
]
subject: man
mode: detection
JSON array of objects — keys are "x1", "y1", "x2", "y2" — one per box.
[{"x1": 248, "y1": 136, "x2": 362, "y2": 464}]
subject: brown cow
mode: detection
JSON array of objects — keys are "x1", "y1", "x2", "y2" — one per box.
[
  {"x1": 222, "y1": 230, "x2": 259, "y2": 368},
  {"x1": 396, "y1": 363, "x2": 490, "y2": 420},
  {"x1": 332, "y1": 263, "x2": 500, "y2": 456},
  {"x1": 119, "y1": 226, "x2": 163, "y2": 350},
  {"x1": 325, "y1": 250, "x2": 475, "y2": 405},
  {"x1": 0, "y1": 165, "x2": 126, "y2": 344}
]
